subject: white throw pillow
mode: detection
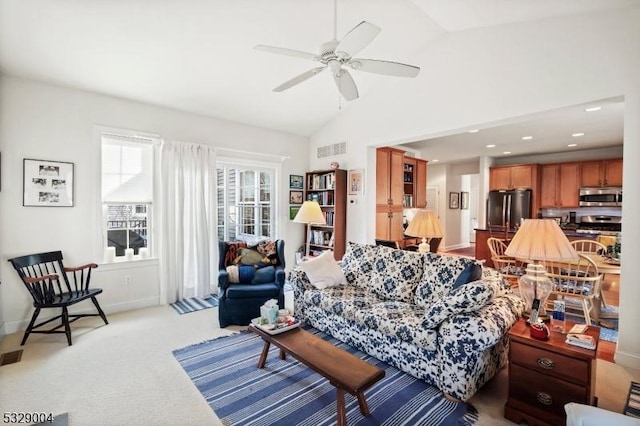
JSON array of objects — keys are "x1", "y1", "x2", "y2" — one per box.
[{"x1": 300, "y1": 251, "x2": 346, "y2": 289}]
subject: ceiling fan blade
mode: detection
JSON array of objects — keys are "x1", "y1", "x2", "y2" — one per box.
[
  {"x1": 254, "y1": 45, "x2": 319, "y2": 61},
  {"x1": 349, "y1": 58, "x2": 420, "y2": 78},
  {"x1": 333, "y1": 69, "x2": 359, "y2": 101},
  {"x1": 335, "y1": 21, "x2": 381, "y2": 58},
  {"x1": 273, "y1": 67, "x2": 326, "y2": 92}
]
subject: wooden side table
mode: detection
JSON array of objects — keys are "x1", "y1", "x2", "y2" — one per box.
[{"x1": 504, "y1": 320, "x2": 599, "y2": 426}]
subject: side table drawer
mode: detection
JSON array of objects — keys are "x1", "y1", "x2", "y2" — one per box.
[
  {"x1": 509, "y1": 363, "x2": 588, "y2": 421},
  {"x1": 511, "y1": 340, "x2": 589, "y2": 384}
]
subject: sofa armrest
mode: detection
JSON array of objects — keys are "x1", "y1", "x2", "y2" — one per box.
[
  {"x1": 275, "y1": 267, "x2": 286, "y2": 287},
  {"x1": 288, "y1": 266, "x2": 314, "y2": 320},
  {"x1": 565, "y1": 403, "x2": 640, "y2": 426},
  {"x1": 439, "y1": 293, "x2": 525, "y2": 352}
]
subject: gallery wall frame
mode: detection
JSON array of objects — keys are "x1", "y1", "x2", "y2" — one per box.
[
  {"x1": 289, "y1": 205, "x2": 301, "y2": 220},
  {"x1": 23, "y1": 158, "x2": 74, "y2": 207},
  {"x1": 289, "y1": 174, "x2": 304, "y2": 189},
  {"x1": 289, "y1": 190, "x2": 303, "y2": 204},
  {"x1": 461, "y1": 191, "x2": 469, "y2": 210},
  {"x1": 449, "y1": 192, "x2": 459, "y2": 209}
]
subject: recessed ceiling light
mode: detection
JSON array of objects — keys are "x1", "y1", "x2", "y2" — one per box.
[
  {"x1": 468, "y1": 129, "x2": 480, "y2": 133},
  {"x1": 503, "y1": 151, "x2": 511, "y2": 155},
  {"x1": 568, "y1": 143, "x2": 578, "y2": 147},
  {"x1": 521, "y1": 136, "x2": 533, "y2": 140},
  {"x1": 486, "y1": 144, "x2": 496, "y2": 148},
  {"x1": 572, "y1": 132, "x2": 585, "y2": 137},
  {"x1": 584, "y1": 106, "x2": 602, "y2": 112},
  {"x1": 431, "y1": 159, "x2": 439, "y2": 163}
]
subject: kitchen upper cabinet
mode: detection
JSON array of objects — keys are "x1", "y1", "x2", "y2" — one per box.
[
  {"x1": 580, "y1": 159, "x2": 623, "y2": 187},
  {"x1": 490, "y1": 164, "x2": 538, "y2": 190},
  {"x1": 540, "y1": 163, "x2": 580, "y2": 208}
]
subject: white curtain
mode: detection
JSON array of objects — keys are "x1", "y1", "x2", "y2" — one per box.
[{"x1": 159, "y1": 141, "x2": 217, "y2": 303}]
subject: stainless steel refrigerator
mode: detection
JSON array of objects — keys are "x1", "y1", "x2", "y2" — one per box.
[{"x1": 486, "y1": 189, "x2": 532, "y2": 231}]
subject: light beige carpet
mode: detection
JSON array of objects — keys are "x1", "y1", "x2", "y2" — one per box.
[{"x1": 1, "y1": 305, "x2": 637, "y2": 426}]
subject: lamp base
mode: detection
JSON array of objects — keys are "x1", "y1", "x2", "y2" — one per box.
[
  {"x1": 417, "y1": 237, "x2": 429, "y2": 254},
  {"x1": 519, "y1": 262, "x2": 553, "y2": 321}
]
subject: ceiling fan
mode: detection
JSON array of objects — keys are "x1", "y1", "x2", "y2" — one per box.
[{"x1": 254, "y1": 1, "x2": 420, "y2": 101}]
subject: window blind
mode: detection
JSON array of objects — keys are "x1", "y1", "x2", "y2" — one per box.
[{"x1": 102, "y1": 135, "x2": 154, "y2": 203}]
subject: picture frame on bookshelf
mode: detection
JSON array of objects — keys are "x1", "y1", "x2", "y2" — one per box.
[
  {"x1": 289, "y1": 205, "x2": 301, "y2": 220},
  {"x1": 449, "y1": 192, "x2": 460, "y2": 209},
  {"x1": 289, "y1": 174, "x2": 304, "y2": 189},
  {"x1": 348, "y1": 169, "x2": 364, "y2": 195},
  {"x1": 460, "y1": 191, "x2": 469, "y2": 210},
  {"x1": 289, "y1": 190, "x2": 303, "y2": 204}
]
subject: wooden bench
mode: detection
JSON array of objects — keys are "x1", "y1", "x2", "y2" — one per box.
[{"x1": 249, "y1": 325, "x2": 385, "y2": 425}]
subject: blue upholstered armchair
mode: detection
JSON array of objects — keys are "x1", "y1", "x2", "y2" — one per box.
[{"x1": 218, "y1": 240, "x2": 286, "y2": 327}]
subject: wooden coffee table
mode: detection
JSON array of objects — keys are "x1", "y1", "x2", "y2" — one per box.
[{"x1": 249, "y1": 324, "x2": 385, "y2": 426}]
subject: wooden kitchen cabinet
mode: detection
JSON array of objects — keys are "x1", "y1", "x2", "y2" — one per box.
[
  {"x1": 376, "y1": 147, "x2": 428, "y2": 241},
  {"x1": 580, "y1": 158, "x2": 623, "y2": 187},
  {"x1": 376, "y1": 147, "x2": 406, "y2": 241},
  {"x1": 505, "y1": 320, "x2": 599, "y2": 426},
  {"x1": 540, "y1": 162, "x2": 580, "y2": 208},
  {"x1": 490, "y1": 164, "x2": 539, "y2": 190}
]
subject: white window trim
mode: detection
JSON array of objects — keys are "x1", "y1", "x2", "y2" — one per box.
[{"x1": 93, "y1": 125, "x2": 161, "y2": 265}]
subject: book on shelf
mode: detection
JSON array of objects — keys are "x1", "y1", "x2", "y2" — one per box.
[{"x1": 309, "y1": 172, "x2": 336, "y2": 190}]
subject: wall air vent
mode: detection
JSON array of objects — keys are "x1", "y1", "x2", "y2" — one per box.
[{"x1": 317, "y1": 141, "x2": 347, "y2": 158}]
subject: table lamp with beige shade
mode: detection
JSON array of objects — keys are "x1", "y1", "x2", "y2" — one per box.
[
  {"x1": 505, "y1": 219, "x2": 579, "y2": 322},
  {"x1": 404, "y1": 209, "x2": 443, "y2": 253},
  {"x1": 293, "y1": 200, "x2": 326, "y2": 258}
]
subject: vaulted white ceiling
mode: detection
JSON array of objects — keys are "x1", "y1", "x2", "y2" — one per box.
[{"x1": 1, "y1": 0, "x2": 636, "y2": 160}]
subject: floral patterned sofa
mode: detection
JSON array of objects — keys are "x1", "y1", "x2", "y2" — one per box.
[{"x1": 289, "y1": 242, "x2": 525, "y2": 401}]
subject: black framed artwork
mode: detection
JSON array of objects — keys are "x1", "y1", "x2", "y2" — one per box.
[
  {"x1": 23, "y1": 158, "x2": 74, "y2": 207},
  {"x1": 289, "y1": 174, "x2": 303, "y2": 189},
  {"x1": 461, "y1": 192, "x2": 469, "y2": 209},
  {"x1": 449, "y1": 192, "x2": 459, "y2": 209},
  {"x1": 289, "y1": 190, "x2": 303, "y2": 204}
]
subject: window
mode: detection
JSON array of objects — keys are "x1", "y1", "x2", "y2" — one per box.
[
  {"x1": 217, "y1": 163, "x2": 275, "y2": 242},
  {"x1": 101, "y1": 132, "x2": 156, "y2": 258}
]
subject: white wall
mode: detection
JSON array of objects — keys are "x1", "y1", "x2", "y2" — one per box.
[
  {"x1": 0, "y1": 76, "x2": 309, "y2": 334},
  {"x1": 309, "y1": 8, "x2": 640, "y2": 368}
]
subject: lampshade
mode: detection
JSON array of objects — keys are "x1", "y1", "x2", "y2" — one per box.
[
  {"x1": 404, "y1": 209, "x2": 443, "y2": 253},
  {"x1": 293, "y1": 201, "x2": 326, "y2": 225},
  {"x1": 504, "y1": 219, "x2": 578, "y2": 323},
  {"x1": 293, "y1": 201, "x2": 326, "y2": 258},
  {"x1": 505, "y1": 219, "x2": 578, "y2": 262}
]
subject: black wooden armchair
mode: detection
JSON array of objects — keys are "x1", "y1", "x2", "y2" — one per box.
[{"x1": 8, "y1": 251, "x2": 108, "y2": 346}]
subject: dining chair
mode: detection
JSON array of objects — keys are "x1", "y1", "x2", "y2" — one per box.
[
  {"x1": 571, "y1": 239, "x2": 608, "y2": 256},
  {"x1": 544, "y1": 253, "x2": 603, "y2": 326},
  {"x1": 487, "y1": 237, "x2": 525, "y2": 289}
]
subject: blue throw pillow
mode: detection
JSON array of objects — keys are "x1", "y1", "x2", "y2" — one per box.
[{"x1": 452, "y1": 263, "x2": 482, "y2": 289}]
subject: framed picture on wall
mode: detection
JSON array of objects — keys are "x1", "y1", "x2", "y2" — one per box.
[
  {"x1": 289, "y1": 174, "x2": 304, "y2": 189},
  {"x1": 449, "y1": 192, "x2": 459, "y2": 209},
  {"x1": 461, "y1": 191, "x2": 469, "y2": 210},
  {"x1": 348, "y1": 169, "x2": 364, "y2": 195},
  {"x1": 289, "y1": 205, "x2": 301, "y2": 220},
  {"x1": 23, "y1": 158, "x2": 74, "y2": 207},
  {"x1": 289, "y1": 190, "x2": 303, "y2": 204}
]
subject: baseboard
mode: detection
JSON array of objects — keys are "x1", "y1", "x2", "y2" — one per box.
[
  {"x1": 0, "y1": 321, "x2": 6, "y2": 343},
  {"x1": 614, "y1": 349, "x2": 640, "y2": 371},
  {"x1": 3, "y1": 296, "x2": 160, "y2": 335}
]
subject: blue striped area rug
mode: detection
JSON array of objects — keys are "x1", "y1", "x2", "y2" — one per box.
[
  {"x1": 170, "y1": 294, "x2": 218, "y2": 315},
  {"x1": 173, "y1": 327, "x2": 478, "y2": 426}
]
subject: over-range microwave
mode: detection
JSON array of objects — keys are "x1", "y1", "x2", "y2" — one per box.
[{"x1": 579, "y1": 187, "x2": 622, "y2": 207}]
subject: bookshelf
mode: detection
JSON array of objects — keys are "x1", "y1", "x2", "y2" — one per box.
[{"x1": 304, "y1": 169, "x2": 347, "y2": 260}]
